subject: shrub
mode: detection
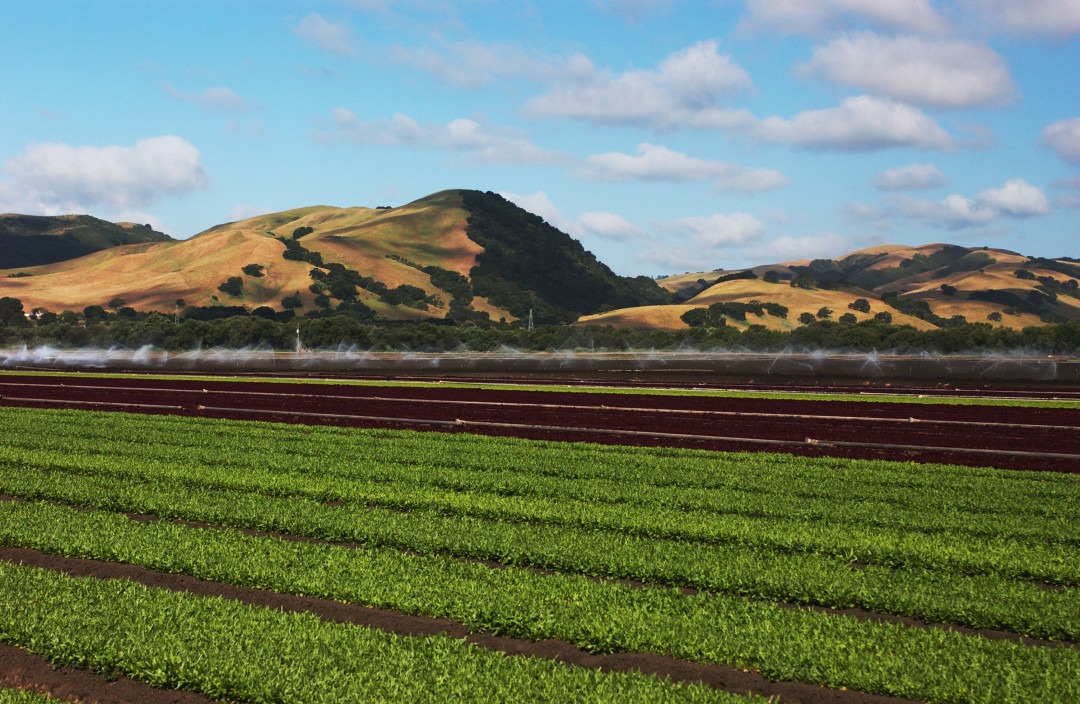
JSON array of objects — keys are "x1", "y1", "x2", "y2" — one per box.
[
  {"x1": 848, "y1": 298, "x2": 871, "y2": 313},
  {"x1": 217, "y1": 277, "x2": 243, "y2": 297}
]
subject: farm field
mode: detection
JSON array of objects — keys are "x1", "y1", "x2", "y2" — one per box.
[
  {"x1": 0, "y1": 386, "x2": 1078, "y2": 702},
  {"x1": 1, "y1": 372, "x2": 1079, "y2": 471}
]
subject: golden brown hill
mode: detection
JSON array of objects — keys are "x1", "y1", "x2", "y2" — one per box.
[
  {"x1": 593, "y1": 243, "x2": 1079, "y2": 331},
  {"x1": 0, "y1": 190, "x2": 673, "y2": 324},
  {"x1": 0, "y1": 191, "x2": 504, "y2": 320}
]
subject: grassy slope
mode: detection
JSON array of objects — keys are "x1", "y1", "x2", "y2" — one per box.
[
  {"x1": 0, "y1": 214, "x2": 174, "y2": 270},
  {"x1": 580, "y1": 279, "x2": 935, "y2": 331},
  {"x1": 634, "y1": 243, "x2": 1080, "y2": 331},
  {"x1": 0, "y1": 230, "x2": 315, "y2": 313},
  {"x1": 0, "y1": 191, "x2": 514, "y2": 320}
]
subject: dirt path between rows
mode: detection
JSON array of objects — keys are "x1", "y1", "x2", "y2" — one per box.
[
  {"x1": 0, "y1": 641, "x2": 214, "y2": 704},
  {"x1": 0, "y1": 545, "x2": 918, "y2": 704}
]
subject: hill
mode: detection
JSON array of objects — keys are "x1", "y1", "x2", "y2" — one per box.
[
  {"x1": 0, "y1": 214, "x2": 174, "y2": 269},
  {"x1": 0, "y1": 190, "x2": 671, "y2": 324},
  {"x1": 582, "y1": 243, "x2": 1079, "y2": 331}
]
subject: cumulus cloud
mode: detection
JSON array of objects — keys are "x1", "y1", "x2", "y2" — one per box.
[
  {"x1": 387, "y1": 41, "x2": 594, "y2": 89},
  {"x1": 500, "y1": 191, "x2": 647, "y2": 242},
  {"x1": 579, "y1": 211, "x2": 646, "y2": 240},
  {"x1": 978, "y1": 179, "x2": 1052, "y2": 216},
  {"x1": 580, "y1": 143, "x2": 787, "y2": 191},
  {"x1": 873, "y1": 163, "x2": 949, "y2": 190},
  {"x1": 799, "y1": 33, "x2": 1015, "y2": 109},
  {"x1": 314, "y1": 109, "x2": 572, "y2": 165},
  {"x1": 753, "y1": 95, "x2": 957, "y2": 151},
  {"x1": 499, "y1": 191, "x2": 584, "y2": 238},
  {"x1": 763, "y1": 232, "x2": 849, "y2": 261},
  {"x1": 740, "y1": 0, "x2": 948, "y2": 36},
  {"x1": 0, "y1": 136, "x2": 208, "y2": 215},
  {"x1": 661, "y1": 212, "x2": 766, "y2": 247},
  {"x1": 970, "y1": 0, "x2": 1080, "y2": 37},
  {"x1": 891, "y1": 178, "x2": 1051, "y2": 228},
  {"x1": 525, "y1": 40, "x2": 752, "y2": 126},
  {"x1": 1041, "y1": 117, "x2": 1080, "y2": 165},
  {"x1": 1053, "y1": 175, "x2": 1080, "y2": 209},
  {"x1": 292, "y1": 12, "x2": 357, "y2": 58},
  {"x1": 226, "y1": 204, "x2": 274, "y2": 222},
  {"x1": 165, "y1": 84, "x2": 256, "y2": 112}
]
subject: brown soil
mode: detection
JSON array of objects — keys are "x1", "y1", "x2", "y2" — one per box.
[
  {"x1": 0, "y1": 641, "x2": 213, "y2": 704},
  {"x1": 0, "y1": 545, "x2": 917, "y2": 704},
  {"x1": 1, "y1": 375, "x2": 1078, "y2": 471}
]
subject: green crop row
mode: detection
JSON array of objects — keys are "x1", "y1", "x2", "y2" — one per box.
[
  {"x1": 4, "y1": 440, "x2": 1077, "y2": 587},
  {"x1": 4, "y1": 425, "x2": 1076, "y2": 548},
  {"x1": 2, "y1": 502, "x2": 1078, "y2": 704},
  {"x1": 0, "y1": 689, "x2": 55, "y2": 704},
  {"x1": 7, "y1": 407, "x2": 1077, "y2": 526},
  {"x1": 0, "y1": 562, "x2": 758, "y2": 704},
  {"x1": 1, "y1": 476, "x2": 1076, "y2": 643}
]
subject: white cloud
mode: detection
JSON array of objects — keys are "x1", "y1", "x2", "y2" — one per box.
[
  {"x1": 525, "y1": 40, "x2": 752, "y2": 126},
  {"x1": 1054, "y1": 176, "x2": 1080, "y2": 209},
  {"x1": 978, "y1": 178, "x2": 1052, "y2": 217},
  {"x1": 500, "y1": 191, "x2": 646, "y2": 242},
  {"x1": 165, "y1": 84, "x2": 256, "y2": 112},
  {"x1": 226, "y1": 204, "x2": 274, "y2": 222},
  {"x1": 387, "y1": 41, "x2": 594, "y2": 89},
  {"x1": 499, "y1": 191, "x2": 584, "y2": 238},
  {"x1": 760, "y1": 232, "x2": 849, "y2": 261},
  {"x1": 579, "y1": 211, "x2": 646, "y2": 240},
  {"x1": 1041, "y1": 117, "x2": 1080, "y2": 165},
  {"x1": 873, "y1": 163, "x2": 948, "y2": 190},
  {"x1": 741, "y1": 0, "x2": 948, "y2": 36},
  {"x1": 663, "y1": 212, "x2": 766, "y2": 247},
  {"x1": 524, "y1": 42, "x2": 961, "y2": 152},
  {"x1": 315, "y1": 110, "x2": 571, "y2": 165},
  {"x1": 891, "y1": 178, "x2": 1051, "y2": 228},
  {"x1": 0, "y1": 136, "x2": 208, "y2": 214},
  {"x1": 754, "y1": 95, "x2": 957, "y2": 151},
  {"x1": 799, "y1": 33, "x2": 1015, "y2": 109},
  {"x1": 292, "y1": 12, "x2": 357, "y2": 58},
  {"x1": 580, "y1": 143, "x2": 787, "y2": 191},
  {"x1": 970, "y1": 0, "x2": 1080, "y2": 37}
]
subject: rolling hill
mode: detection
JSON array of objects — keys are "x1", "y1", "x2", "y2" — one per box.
[
  {"x1": 0, "y1": 190, "x2": 671, "y2": 324},
  {"x1": 581, "y1": 243, "x2": 1080, "y2": 331},
  {"x1": 0, "y1": 214, "x2": 174, "y2": 269}
]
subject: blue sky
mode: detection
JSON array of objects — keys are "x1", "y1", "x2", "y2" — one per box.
[{"x1": 1, "y1": 0, "x2": 1078, "y2": 277}]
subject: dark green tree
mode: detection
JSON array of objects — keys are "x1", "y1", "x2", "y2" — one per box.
[
  {"x1": 218, "y1": 277, "x2": 243, "y2": 297},
  {"x1": 0, "y1": 297, "x2": 26, "y2": 326},
  {"x1": 83, "y1": 304, "x2": 107, "y2": 322},
  {"x1": 848, "y1": 298, "x2": 871, "y2": 313}
]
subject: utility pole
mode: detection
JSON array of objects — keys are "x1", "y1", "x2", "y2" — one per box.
[{"x1": 527, "y1": 308, "x2": 533, "y2": 331}]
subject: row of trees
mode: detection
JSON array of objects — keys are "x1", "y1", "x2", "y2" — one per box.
[{"x1": 4, "y1": 306, "x2": 1080, "y2": 354}]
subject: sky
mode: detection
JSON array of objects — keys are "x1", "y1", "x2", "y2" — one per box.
[{"x1": 1, "y1": 0, "x2": 1078, "y2": 277}]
